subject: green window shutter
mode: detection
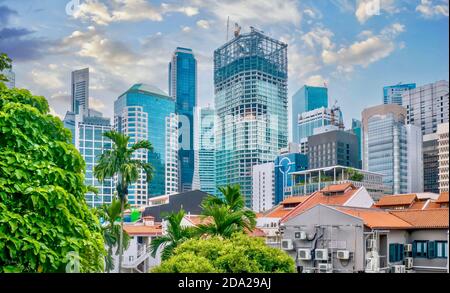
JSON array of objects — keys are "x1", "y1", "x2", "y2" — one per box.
[
  {"x1": 428, "y1": 241, "x2": 436, "y2": 259},
  {"x1": 412, "y1": 241, "x2": 417, "y2": 257},
  {"x1": 389, "y1": 243, "x2": 396, "y2": 263},
  {"x1": 398, "y1": 244, "x2": 404, "y2": 262}
]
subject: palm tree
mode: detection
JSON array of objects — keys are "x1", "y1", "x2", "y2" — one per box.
[
  {"x1": 97, "y1": 198, "x2": 130, "y2": 272},
  {"x1": 198, "y1": 185, "x2": 256, "y2": 238},
  {"x1": 94, "y1": 130, "x2": 153, "y2": 273},
  {"x1": 150, "y1": 209, "x2": 194, "y2": 261}
]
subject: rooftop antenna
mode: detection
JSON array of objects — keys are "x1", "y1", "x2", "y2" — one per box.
[
  {"x1": 226, "y1": 16, "x2": 230, "y2": 41},
  {"x1": 234, "y1": 22, "x2": 241, "y2": 38}
]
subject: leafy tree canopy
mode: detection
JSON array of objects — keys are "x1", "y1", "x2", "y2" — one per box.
[
  {"x1": 0, "y1": 53, "x2": 12, "y2": 82},
  {"x1": 152, "y1": 233, "x2": 296, "y2": 273},
  {"x1": 0, "y1": 83, "x2": 105, "y2": 272}
]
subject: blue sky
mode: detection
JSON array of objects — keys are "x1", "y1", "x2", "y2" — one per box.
[{"x1": 0, "y1": 0, "x2": 448, "y2": 136}]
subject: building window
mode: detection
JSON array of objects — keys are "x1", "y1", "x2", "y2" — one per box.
[
  {"x1": 436, "y1": 241, "x2": 448, "y2": 258},
  {"x1": 413, "y1": 240, "x2": 428, "y2": 258},
  {"x1": 389, "y1": 243, "x2": 404, "y2": 263}
]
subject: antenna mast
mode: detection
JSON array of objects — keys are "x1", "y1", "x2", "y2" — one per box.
[{"x1": 226, "y1": 16, "x2": 230, "y2": 41}]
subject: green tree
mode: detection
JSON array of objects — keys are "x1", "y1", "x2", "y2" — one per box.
[
  {"x1": 94, "y1": 131, "x2": 153, "y2": 272},
  {"x1": 0, "y1": 53, "x2": 12, "y2": 83},
  {"x1": 149, "y1": 209, "x2": 195, "y2": 261},
  {"x1": 96, "y1": 197, "x2": 131, "y2": 272},
  {"x1": 348, "y1": 168, "x2": 364, "y2": 182},
  {"x1": 0, "y1": 83, "x2": 105, "y2": 272},
  {"x1": 198, "y1": 185, "x2": 256, "y2": 238},
  {"x1": 152, "y1": 233, "x2": 296, "y2": 273}
]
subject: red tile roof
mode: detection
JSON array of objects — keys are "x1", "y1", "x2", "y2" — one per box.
[
  {"x1": 335, "y1": 206, "x2": 412, "y2": 229},
  {"x1": 262, "y1": 196, "x2": 310, "y2": 219},
  {"x1": 375, "y1": 194, "x2": 417, "y2": 207},
  {"x1": 184, "y1": 215, "x2": 213, "y2": 226},
  {"x1": 246, "y1": 227, "x2": 266, "y2": 238},
  {"x1": 123, "y1": 224, "x2": 163, "y2": 236},
  {"x1": 281, "y1": 185, "x2": 359, "y2": 223},
  {"x1": 435, "y1": 192, "x2": 449, "y2": 204},
  {"x1": 409, "y1": 200, "x2": 427, "y2": 210},
  {"x1": 281, "y1": 196, "x2": 310, "y2": 205},
  {"x1": 390, "y1": 209, "x2": 449, "y2": 229}
]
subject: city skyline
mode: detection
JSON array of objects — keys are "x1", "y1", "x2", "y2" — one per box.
[{"x1": 1, "y1": 0, "x2": 448, "y2": 133}]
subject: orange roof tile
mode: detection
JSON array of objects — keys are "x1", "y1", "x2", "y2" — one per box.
[
  {"x1": 410, "y1": 200, "x2": 427, "y2": 210},
  {"x1": 281, "y1": 196, "x2": 310, "y2": 205},
  {"x1": 246, "y1": 227, "x2": 266, "y2": 238},
  {"x1": 123, "y1": 224, "x2": 163, "y2": 236},
  {"x1": 390, "y1": 209, "x2": 449, "y2": 229},
  {"x1": 184, "y1": 215, "x2": 214, "y2": 226},
  {"x1": 321, "y1": 183, "x2": 354, "y2": 193},
  {"x1": 264, "y1": 205, "x2": 292, "y2": 218},
  {"x1": 335, "y1": 206, "x2": 412, "y2": 229},
  {"x1": 281, "y1": 185, "x2": 359, "y2": 223},
  {"x1": 426, "y1": 202, "x2": 442, "y2": 209},
  {"x1": 435, "y1": 192, "x2": 449, "y2": 204},
  {"x1": 375, "y1": 194, "x2": 417, "y2": 207}
]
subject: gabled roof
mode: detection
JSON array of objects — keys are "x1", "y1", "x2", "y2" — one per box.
[
  {"x1": 262, "y1": 196, "x2": 310, "y2": 219},
  {"x1": 390, "y1": 209, "x2": 449, "y2": 229},
  {"x1": 375, "y1": 194, "x2": 417, "y2": 207},
  {"x1": 123, "y1": 224, "x2": 163, "y2": 236},
  {"x1": 184, "y1": 215, "x2": 213, "y2": 226},
  {"x1": 435, "y1": 192, "x2": 449, "y2": 204},
  {"x1": 334, "y1": 206, "x2": 412, "y2": 229},
  {"x1": 280, "y1": 196, "x2": 310, "y2": 205},
  {"x1": 281, "y1": 184, "x2": 359, "y2": 223}
]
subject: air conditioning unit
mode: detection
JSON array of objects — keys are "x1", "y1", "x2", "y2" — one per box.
[
  {"x1": 367, "y1": 239, "x2": 376, "y2": 249},
  {"x1": 281, "y1": 239, "x2": 294, "y2": 251},
  {"x1": 318, "y1": 263, "x2": 333, "y2": 273},
  {"x1": 298, "y1": 248, "x2": 312, "y2": 260},
  {"x1": 392, "y1": 265, "x2": 406, "y2": 273},
  {"x1": 404, "y1": 244, "x2": 413, "y2": 252},
  {"x1": 294, "y1": 231, "x2": 307, "y2": 240},
  {"x1": 315, "y1": 249, "x2": 329, "y2": 261},
  {"x1": 404, "y1": 257, "x2": 413, "y2": 269},
  {"x1": 337, "y1": 250, "x2": 350, "y2": 260},
  {"x1": 303, "y1": 269, "x2": 315, "y2": 273}
]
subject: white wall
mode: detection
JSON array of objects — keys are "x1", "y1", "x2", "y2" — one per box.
[
  {"x1": 252, "y1": 162, "x2": 275, "y2": 213},
  {"x1": 406, "y1": 124, "x2": 424, "y2": 193}
]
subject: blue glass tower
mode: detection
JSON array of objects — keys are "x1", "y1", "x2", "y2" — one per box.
[
  {"x1": 169, "y1": 47, "x2": 197, "y2": 193},
  {"x1": 383, "y1": 83, "x2": 416, "y2": 105},
  {"x1": 292, "y1": 85, "x2": 328, "y2": 143},
  {"x1": 274, "y1": 153, "x2": 308, "y2": 204},
  {"x1": 351, "y1": 118, "x2": 362, "y2": 168},
  {"x1": 115, "y1": 84, "x2": 175, "y2": 204}
]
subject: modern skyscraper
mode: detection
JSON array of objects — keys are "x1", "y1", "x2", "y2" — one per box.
[
  {"x1": 383, "y1": 83, "x2": 416, "y2": 105},
  {"x1": 115, "y1": 84, "x2": 175, "y2": 204},
  {"x1": 165, "y1": 113, "x2": 179, "y2": 195},
  {"x1": 214, "y1": 27, "x2": 288, "y2": 207},
  {"x1": 292, "y1": 85, "x2": 328, "y2": 143},
  {"x1": 438, "y1": 123, "x2": 449, "y2": 193},
  {"x1": 402, "y1": 80, "x2": 449, "y2": 135},
  {"x1": 274, "y1": 151, "x2": 308, "y2": 204},
  {"x1": 169, "y1": 47, "x2": 197, "y2": 193},
  {"x1": 193, "y1": 106, "x2": 216, "y2": 195},
  {"x1": 1, "y1": 68, "x2": 15, "y2": 89},
  {"x1": 422, "y1": 132, "x2": 439, "y2": 193},
  {"x1": 362, "y1": 104, "x2": 422, "y2": 194},
  {"x1": 71, "y1": 68, "x2": 89, "y2": 115},
  {"x1": 308, "y1": 129, "x2": 360, "y2": 169},
  {"x1": 351, "y1": 119, "x2": 362, "y2": 168},
  {"x1": 252, "y1": 162, "x2": 275, "y2": 213},
  {"x1": 297, "y1": 106, "x2": 344, "y2": 143}
]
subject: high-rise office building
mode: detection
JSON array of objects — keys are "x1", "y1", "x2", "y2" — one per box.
[
  {"x1": 169, "y1": 47, "x2": 197, "y2": 193},
  {"x1": 1, "y1": 68, "x2": 15, "y2": 89},
  {"x1": 115, "y1": 84, "x2": 175, "y2": 204},
  {"x1": 214, "y1": 27, "x2": 288, "y2": 207},
  {"x1": 165, "y1": 113, "x2": 179, "y2": 195},
  {"x1": 274, "y1": 151, "x2": 308, "y2": 204},
  {"x1": 438, "y1": 123, "x2": 449, "y2": 193},
  {"x1": 193, "y1": 106, "x2": 216, "y2": 195},
  {"x1": 63, "y1": 111, "x2": 114, "y2": 207},
  {"x1": 422, "y1": 132, "x2": 439, "y2": 193},
  {"x1": 383, "y1": 83, "x2": 416, "y2": 105},
  {"x1": 308, "y1": 129, "x2": 360, "y2": 169},
  {"x1": 252, "y1": 162, "x2": 275, "y2": 213},
  {"x1": 402, "y1": 80, "x2": 449, "y2": 135},
  {"x1": 292, "y1": 85, "x2": 328, "y2": 143},
  {"x1": 362, "y1": 104, "x2": 422, "y2": 194},
  {"x1": 297, "y1": 106, "x2": 344, "y2": 144},
  {"x1": 351, "y1": 119, "x2": 362, "y2": 168},
  {"x1": 71, "y1": 68, "x2": 89, "y2": 115}
]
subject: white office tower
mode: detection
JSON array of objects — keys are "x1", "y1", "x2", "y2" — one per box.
[
  {"x1": 252, "y1": 162, "x2": 275, "y2": 213},
  {"x1": 438, "y1": 123, "x2": 449, "y2": 193},
  {"x1": 165, "y1": 113, "x2": 179, "y2": 195},
  {"x1": 406, "y1": 125, "x2": 424, "y2": 193},
  {"x1": 71, "y1": 68, "x2": 89, "y2": 115}
]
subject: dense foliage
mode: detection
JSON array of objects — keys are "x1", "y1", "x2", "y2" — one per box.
[
  {"x1": 152, "y1": 233, "x2": 296, "y2": 273},
  {"x1": 0, "y1": 83, "x2": 105, "y2": 272}
]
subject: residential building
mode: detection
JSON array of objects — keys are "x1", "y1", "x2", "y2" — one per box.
[
  {"x1": 297, "y1": 106, "x2": 344, "y2": 146},
  {"x1": 169, "y1": 47, "x2": 197, "y2": 193},
  {"x1": 423, "y1": 133, "x2": 439, "y2": 193},
  {"x1": 374, "y1": 193, "x2": 440, "y2": 210},
  {"x1": 274, "y1": 152, "x2": 308, "y2": 204},
  {"x1": 351, "y1": 119, "x2": 362, "y2": 168},
  {"x1": 115, "y1": 84, "x2": 175, "y2": 204},
  {"x1": 71, "y1": 68, "x2": 89, "y2": 115},
  {"x1": 402, "y1": 80, "x2": 449, "y2": 135},
  {"x1": 290, "y1": 165, "x2": 386, "y2": 200},
  {"x1": 280, "y1": 204, "x2": 448, "y2": 273},
  {"x1": 1, "y1": 68, "x2": 15, "y2": 89},
  {"x1": 438, "y1": 123, "x2": 449, "y2": 193},
  {"x1": 192, "y1": 106, "x2": 216, "y2": 195},
  {"x1": 383, "y1": 83, "x2": 416, "y2": 105},
  {"x1": 362, "y1": 104, "x2": 422, "y2": 194},
  {"x1": 214, "y1": 27, "x2": 288, "y2": 208},
  {"x1": 165, "y1": 113, "x2": 179, "y2": 195},
  {"x1": 292, "y1": 86, "x2": 328, "y2": 143},
  {"x1": 307, "y1": 129, "x2": 360, "y2": 169},
  {"x1": 252, "y1": 162, "x2": 275, "y2": 213}
]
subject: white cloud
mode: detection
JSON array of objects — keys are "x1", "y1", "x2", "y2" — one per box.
[
  {"x1": 304, "y1": 75, "x2": 328, "y2": 87},
  {"x1": 301, "y1": 27, "x2": 335, "y2": 50},
  {"x1": 161, "y1": 3, "x2": 199, "y2": 16},
  {"x1": 90, "y1": 97, "x2": 105, "y2": 110},
  {"x1": 416, "y1": 0, "x2": 449, "y2": 18},
  {"x1": 49, "y1": 107, "x2": 62, "y2": 119},
  {"x1": 30, "y1": 69, "x2": 64, "y2": 90},
  {"x1": 355, "y1": 0, "x2": 398, "y2": 23},
  {"x1": 196, "y1": 19, "x2": 211, "y2": 29},
  {"x1": 181, "y1": 26, "x2": 192, "y2": 33}
]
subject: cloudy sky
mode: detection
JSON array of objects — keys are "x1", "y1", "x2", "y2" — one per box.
[{"x1": 1, "y1": 0, "x2": 448, "y2": 133}]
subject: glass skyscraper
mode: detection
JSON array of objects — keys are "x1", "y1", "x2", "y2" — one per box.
[
  {"x1": 292, "y1": 85, "x2": 328, "y2": 143},
  {"x1": 114, "y1": 84, "x2": 175, "y2": 204},
  {"x1": 71, "y1": 68, "x2": 89, "y2": 115},
  {"x1": 193, "y1": 106, "x2": 216, "y2": 195},
  {"x1": 351, "y1": 118, "x2": 362, "y2": 167},
  {"x1": 169, "y1": 47, "x2": 197, "y2": 193},
  {"x1": 297, "y1": 106, "x2": 344, "y2": 143},
  {"x1": 214, "y1": 27, "x2": 288, "y2": 207},
  {"x1": 383, "y1": 83, "x2": 416, "y2": 105}
]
